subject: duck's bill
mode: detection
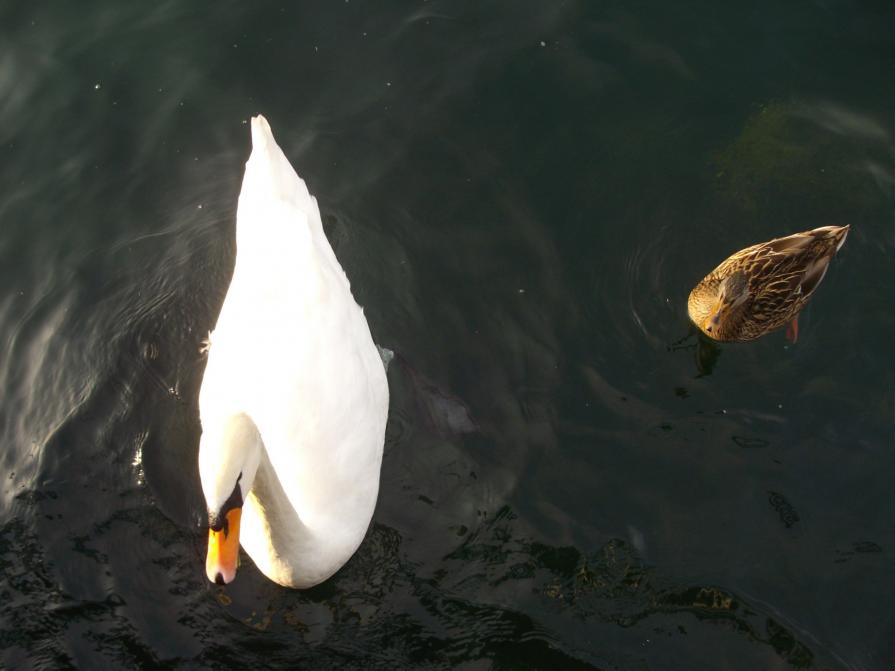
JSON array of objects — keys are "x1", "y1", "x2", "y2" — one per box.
[{"x1": 206, "y1": 507, "x2": 242, "y2": 585}]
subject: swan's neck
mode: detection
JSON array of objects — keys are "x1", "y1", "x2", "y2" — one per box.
[
  {"x1": 199, "y1": 413, "x2": 262, "y2": 516},
  {"x1": 239, "y1": 444, "x2": 352, "y2": 588}
]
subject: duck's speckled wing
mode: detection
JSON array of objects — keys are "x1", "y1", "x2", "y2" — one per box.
[{"x1": 721, "y1": 227, "x2": 844, "y2": 339}]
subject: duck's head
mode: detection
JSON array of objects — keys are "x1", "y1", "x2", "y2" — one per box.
[
  {"x1": 198, "y1": 413, "x2": 262, "y2": 585},
  {"x1": 688, "y1": 271, "x2": 749, "y2": 340}
]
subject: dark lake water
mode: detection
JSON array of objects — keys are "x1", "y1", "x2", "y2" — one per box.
[{"x1": 2, "y1": 1, "x2": 894, "y2": 669}]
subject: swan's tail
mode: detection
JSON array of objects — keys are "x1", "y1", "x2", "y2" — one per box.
[
  {"x1": 237, "y1": 115, "x2": 351, "y2": 293},
  {"x1": 242, "y1": 115, "x2": 315, "y2": 214}
]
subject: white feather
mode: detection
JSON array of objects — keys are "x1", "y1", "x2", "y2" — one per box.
[{"x1": 198, "y1": 115, "x2": 389, "y2": 588}]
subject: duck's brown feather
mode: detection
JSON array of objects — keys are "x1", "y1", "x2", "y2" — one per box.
[{"x1": 688, "y1": 225, "x2": 848, "y2": 341}]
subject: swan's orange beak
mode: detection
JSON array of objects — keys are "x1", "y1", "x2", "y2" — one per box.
[{"x1": 206, "y1": 507, "x2": 241, "y2": 585}]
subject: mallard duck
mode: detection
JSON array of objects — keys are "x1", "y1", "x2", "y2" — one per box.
[
  {"x1": 687, "y1": 225, "x2": 849, "y2": 342},
  {"x1": 198, "y1": 115, "x2": 389, "y2": 588}
]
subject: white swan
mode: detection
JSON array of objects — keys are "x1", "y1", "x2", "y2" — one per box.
[{"x1": 197, "y1": 115, "x2": 389, "y2": 589}]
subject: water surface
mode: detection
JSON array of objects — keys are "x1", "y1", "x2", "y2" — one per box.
[{"x1": 1, "y1": 1, "x2": 894, "y2": 669}]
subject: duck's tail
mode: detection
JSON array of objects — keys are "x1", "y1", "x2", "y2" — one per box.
[
  {"x1": 796, "y1": 225, "x2": 849, "y2": 297},
  {"x1": 831, "y1": 224, "x2": 849, "y2": 252},
  {"x1": 812, "y1": 224, "x2": 850, "y2": 253}
]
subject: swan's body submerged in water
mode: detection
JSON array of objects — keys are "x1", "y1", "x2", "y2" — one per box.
[{"x1": 198, "y1": 115, "x2": 389, "y2": 588}]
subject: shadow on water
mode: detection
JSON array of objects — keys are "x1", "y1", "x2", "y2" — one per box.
[{"x1": 668, "y1": 328, "x2": 722, "y2": 378}]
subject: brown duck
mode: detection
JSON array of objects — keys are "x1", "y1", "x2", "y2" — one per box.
[{"x1": 688, "y1": 225, "x2": 849, "y2": 342}]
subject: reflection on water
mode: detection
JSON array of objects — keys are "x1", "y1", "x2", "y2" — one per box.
[
  {"x1": 668, "y1": 329, "x2": 723, "y2": 378},
  {"x1": 2, "y1": 0, "x2": 895, "y2": 669}
]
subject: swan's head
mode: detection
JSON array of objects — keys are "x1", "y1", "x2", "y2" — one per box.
[{"x1": 198, "y1": 413, "x2": 262, "y2": 585}]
